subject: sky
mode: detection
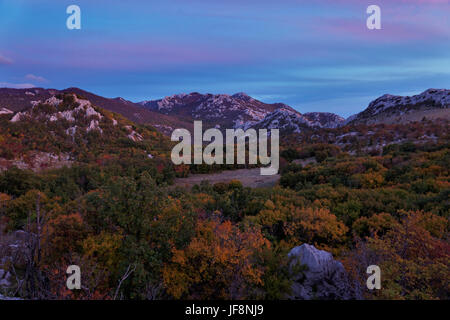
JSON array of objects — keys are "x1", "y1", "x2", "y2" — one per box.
[{"x1": 1, "y1": 0, "x2": 449, "y2": 117}]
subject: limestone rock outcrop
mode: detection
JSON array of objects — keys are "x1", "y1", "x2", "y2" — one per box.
[{"x1": 288, "y1": 244, "x2": 361, "y2": 300}]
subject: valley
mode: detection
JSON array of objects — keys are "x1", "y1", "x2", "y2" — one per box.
[
  {"x1": 174, "y1": 168, "x2": 280, "y2": 188},
  {"x1": 0, "y1": 86, "x2": 448, "y2": 301}
]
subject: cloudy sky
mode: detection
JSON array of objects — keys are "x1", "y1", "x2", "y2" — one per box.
[{"x1": 1, "y1": 0, "x2": 449, "y2": 117}]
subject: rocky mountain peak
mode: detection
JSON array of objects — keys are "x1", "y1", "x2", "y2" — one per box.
[
  {"x1": 303, "y1": 112, "x2": 346, "y2": 128},
  {"x1": 139, "y1": 92, "x2": 287, "y2": 129},
  {"x1": 247, "y1": 108, "x2": 346, "y2": 133},
  {"x1": 232, "y1": 92, "x2": 255, "y2": 102},
  {"x1": 347, "y1": 89, "x2": 450, "y2": 125}
]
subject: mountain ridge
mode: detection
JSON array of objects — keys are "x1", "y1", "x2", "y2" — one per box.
[
  {"x1": 138, "y1": 91, "x2": 297, "y2": 130},
  {"x1": 1, "y1": 87, "x2": 449, "y2": 136},
  {"x1": 138, "y1": 91, "x2": 347, "y2": 133},
  {"x1": 346, "y1": 89, "x2": 450, "y2": 125}
]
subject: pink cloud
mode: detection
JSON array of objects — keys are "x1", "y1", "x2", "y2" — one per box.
[
  {"x1": 0, "y1": 54, "x2": 13, "y2": 65},
  {"x1": 25, "y1": 74, "x2": 47, "y2": 82}
]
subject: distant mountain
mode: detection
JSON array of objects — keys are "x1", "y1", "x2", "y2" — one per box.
[
  {"x1": 246, "y1": 107, "x2": 310, "y2": 133},
  {"x1": 138, "y1": 92, "x2": 294, "y2": 129},
  {"x1": 303, "y1": 112, "x2": 346, "y2": 128},
  {"x1": 346, "y1": 89, "x2": 450, "y2": 125},
  {"x1": 139, "y1": 92, "x2": 346, "y2": 134},
  {"x1": 247, "y1": 108, "x2": 345, "y2": 134}
]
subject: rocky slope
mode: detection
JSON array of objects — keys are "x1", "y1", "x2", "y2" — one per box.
[
  {"x1": 139, "y1": 92, "x2": 293, "y2": 129},
  {"x1": 0, "y1": 87, "x2": 189, "y2": 135},
  {"x1": 0, "y1": 93, "x2": 169, "y2": 171},
  {"x1": 140, "y1": 92, "x2": 346, "y2": 134},
  {"x1": 303, "y1": 112, "x2": 345, "y2": 128},
  {"x1": 346, "y1": 89, "x2": 450, "y2": 125},
  {"x1": 248, "y1": 107, "x2": 345, "y2": 134},
  {"x1": 247, "y1": 107, "x2": 310, "y2": 133}
]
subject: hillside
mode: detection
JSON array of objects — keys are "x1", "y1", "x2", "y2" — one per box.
[
  {"x1": 346, "y1": 89, "x2": 450, "y2": 125},
  {"x1": 249, "y1": 108, "x2": 345, "y2": 134},
  {"x1": 0, "y1": 87, "x2": 190, "y2": 136},
  {"x1": 303, "y1": 112, "x2": 345, "y2": 128},
  {"x1": 0, "y1": 93, "x2": 172, "y2": 171}
]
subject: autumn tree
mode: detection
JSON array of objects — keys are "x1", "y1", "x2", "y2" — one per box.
[
  {"x1": 163, "y1": 216, "x2": 270, "y2": 299},
  {"x1": 345, "y1": 211, "x2": 449, "y2": 300}
]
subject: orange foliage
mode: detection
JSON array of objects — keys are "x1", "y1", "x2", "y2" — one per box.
[
  {"x1": 43, "y1": 213, "x2": 88, "y2": 261},
  {"x1": 163, "y1": 216, "x2": 270, "y2": 299},
  {"x1": 346, "y1": 211, "x2": 450, "y2": 300}
]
